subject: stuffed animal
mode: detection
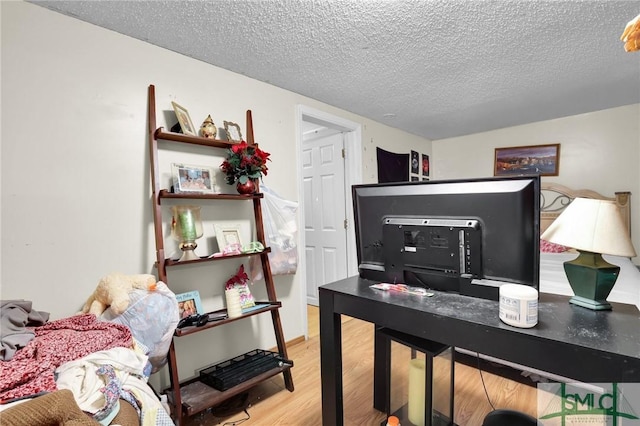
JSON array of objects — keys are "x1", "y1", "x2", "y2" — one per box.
[
  {"x1": 621, "y1": 13, "x2": 640, "y2": 52},
  {"x1": 81, "y1": 273, "x2": 157, "y2": 316}
]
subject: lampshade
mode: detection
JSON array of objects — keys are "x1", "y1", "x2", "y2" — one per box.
[
  {"x1": 541, "y1": 198, "x2": 636, "y2": 258},
  {"x1": 541, "y1": 197, "x2": 636, "y2": 310}
]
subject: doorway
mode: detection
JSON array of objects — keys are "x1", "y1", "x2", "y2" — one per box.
[{"x1": 296, "y1": 105, "x2": 361, "y2": 306}]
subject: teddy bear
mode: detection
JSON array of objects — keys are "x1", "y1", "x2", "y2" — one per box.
[{"x1": 80, "y1": 272, "x2": 157, "y2": 316}]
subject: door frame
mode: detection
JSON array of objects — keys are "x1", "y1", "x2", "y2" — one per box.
[{"x1": 295, "y1": 105, "x2": 362, "y2": 330}]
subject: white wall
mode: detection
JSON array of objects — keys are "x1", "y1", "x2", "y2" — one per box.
[
  {"x1": 432, "y1": 104, "x2": 640, "y2": 263},
  {"x1": 1, "y1": 1, "x2": 430, "y2": 389}
]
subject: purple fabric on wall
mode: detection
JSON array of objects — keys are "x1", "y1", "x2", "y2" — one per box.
[{"x1": 376, "y1": 147, "x2": 409, "y2": 183}]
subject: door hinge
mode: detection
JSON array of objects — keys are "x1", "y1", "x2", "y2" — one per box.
[
  {"x1": 344, "y1": 219, "x2": 348, "y2": 229},
  {"x1": 342, "y1": 148, "x2": 346, "y2": 159}
]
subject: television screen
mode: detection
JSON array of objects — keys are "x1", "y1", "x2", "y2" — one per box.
[{"x1": 352, "y1": 176, "x2": 540, "y2": 300}]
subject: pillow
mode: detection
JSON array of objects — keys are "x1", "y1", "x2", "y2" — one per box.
[{"x1": 540, "y1": 239, "x2": 569, "y2": 253}]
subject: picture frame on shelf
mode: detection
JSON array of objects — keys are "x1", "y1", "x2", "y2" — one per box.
[
  {"x1": 213, "y1": 219, "x2": 253, "y2": 252},
  {"x1": 214, "y1": 222, "x2": 245, "y2": 253},
  {"x1": 494, "y1": 143, "x2": 560, "y2": 176},
  {"x1": 224, "y1": 120, "x2": 243, "y2": 142},
  {"x1": 171, "y1": 101, "x2": 196, "y2": 136},
  {"x1": 171, "y1": 163, "x2": 216, "y2": 194},
  {"x1": 176, "y1": 290, "x2": 204, "y2": 318}
]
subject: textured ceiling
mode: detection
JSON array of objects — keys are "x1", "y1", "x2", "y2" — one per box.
[{"x1": 31, "y1": 0, "x2": 640, "y2": 140}]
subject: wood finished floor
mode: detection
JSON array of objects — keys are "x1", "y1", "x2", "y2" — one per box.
[{"x1": 185, "y1": 305, "x2": 539, "y2": 425}]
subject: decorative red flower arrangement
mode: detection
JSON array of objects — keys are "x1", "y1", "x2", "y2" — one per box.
[
  {"x1": 220, "y1": 141, "x2": 270, "y2": 185},
  {"x1": 225, "y1": 264, "x2": 256, "y2": 308},
  {"x1": 225, "y1": 264, "x2": 249, "y2": 290}
]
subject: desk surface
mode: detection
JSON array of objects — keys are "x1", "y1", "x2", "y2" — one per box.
[
  {"x1": 319, "y1": 276, "x2": 640, "y2": 425},
  {"x1": 320, "y1": 276, "x2": 640, "y2": 382}
]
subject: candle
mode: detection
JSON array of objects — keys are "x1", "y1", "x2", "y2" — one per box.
[
  {"x1": 178, "y1": 209, "x2": 196, "y2": 241},
  {"x1": 225, "y1": 288, "x2": 242, "y2": 318},
  {"x1": 171, "y1": 205, "x2": 203, "y2": 262},
  {"x1": 408, "y1": 358, "x2": 426, "y2": 426}
]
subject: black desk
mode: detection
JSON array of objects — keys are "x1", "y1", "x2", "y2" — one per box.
[{"x1": 319, "y1": 276, "x2": 640, "y2": 425}]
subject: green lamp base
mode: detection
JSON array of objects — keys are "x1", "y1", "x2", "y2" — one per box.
[
  {"x1": 563, "y1": 250, "x2": 620, "y2": 311},
  {"x1": 568, "y1": 295, "x2": 612, "y2": 311}
]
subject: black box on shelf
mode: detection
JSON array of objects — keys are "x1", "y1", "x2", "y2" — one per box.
[{"x1": 199, "y1": 349, "x2": 290, "y2": 391}]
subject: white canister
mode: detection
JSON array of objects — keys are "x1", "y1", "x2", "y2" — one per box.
[
  {"x1": 225, "y1": 288, "x2": 243, "y2": 319},
  {"x1": 499, "y1": 284, "x2": 538, "y2": 328}
]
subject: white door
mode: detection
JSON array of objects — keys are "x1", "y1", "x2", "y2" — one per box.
[{"x1": 302, "y1": 127, "x2": 348, "y2": 305}]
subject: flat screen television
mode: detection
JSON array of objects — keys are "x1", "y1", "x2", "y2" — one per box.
[{"x1": 352, "y1": 175, "x2": 540, "y2": 300}]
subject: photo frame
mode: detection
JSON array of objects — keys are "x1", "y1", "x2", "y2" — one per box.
[
  {"x1": 171, "y1": 163, "x2": 216, "y2": 194},
  {"x1": 171, "y1": 101, "x2": 196, "y2": 136},
  {"x1": 213, "y1": 222, "x2": 245, "y2": 252},
  {"x1": 223, "y1": 120, "x2": 243, "y2": 142},
  {"x1": 494, "y1": 143, "x2": 560, "y2": 176},
  {"x1": 176, "y1": 290, "x2": 203, "y2": 318}
]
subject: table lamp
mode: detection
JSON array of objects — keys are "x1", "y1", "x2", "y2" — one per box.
[
  {"x1": 171, "y1": 205, "x2": 204, "y2": 261},
  {"x1": 540, "y1": 197, "x2": 636, "y2": 310}
]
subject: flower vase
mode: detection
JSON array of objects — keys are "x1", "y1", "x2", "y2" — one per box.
[{"x1": 236, "y1": 179, "x2": 257, "y2": 195}]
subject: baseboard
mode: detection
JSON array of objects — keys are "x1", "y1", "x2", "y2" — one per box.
[
  {"x1": 267, "y1": 335, "x2": 306, "y2": 354},
  {"x1": 285, "y1": 335, "x2": 306, "y2": 347}
]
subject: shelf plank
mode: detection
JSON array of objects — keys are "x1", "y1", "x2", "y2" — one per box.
[
  {"x1": 160, "y1": 247, "x2": 271, "y2": 268},
  {"x1": 166, "y1": 363, "x2": 293, "y2": 417},
  {"x1": 174, "y1": 302, "x2": 281, "y2": 337},
  {"x1": 155, "y1": 128, "x2": 236, "y2": 148},
  {"x1": 158, "y1": 189, "x2": 263, "y2": 201}
]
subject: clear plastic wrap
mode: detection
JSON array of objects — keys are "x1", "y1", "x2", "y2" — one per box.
[
  {"x1": 100, "y1": 281, "x2": 179, "y2": 372},
  {"x1": 251, "y1": 185, "x2": 298, "y2": 280}
]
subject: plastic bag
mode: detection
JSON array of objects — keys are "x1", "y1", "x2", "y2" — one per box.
[
  {"x1": 251, "y1": 185, "x2": 298, "y2": 280},
  {"x1": 101, "y1": 281, "x2": 179, "y2": 373}
]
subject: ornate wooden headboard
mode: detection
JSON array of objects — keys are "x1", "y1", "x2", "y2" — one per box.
[{"x1": 540, "y1": 183, "x2": 632, "y2": 236}]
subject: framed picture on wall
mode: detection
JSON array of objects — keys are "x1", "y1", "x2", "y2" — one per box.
[
  {"x1": 422, "y1": 154, "x2": 430, "y2": 177},
  {"x1": 494, "y1": 143, "x2": 560, "y2": 176},
  {"x1": 410, "y1": 150, "x2": 419, "y2": 175}
]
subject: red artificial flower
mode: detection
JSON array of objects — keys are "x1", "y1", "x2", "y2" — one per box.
[
  {"x1": 225, "y1": 264, "x2": 249, "y2": 290},
  {"x1": 220, "y1": 141, "x2": 271, "y2": 185}
]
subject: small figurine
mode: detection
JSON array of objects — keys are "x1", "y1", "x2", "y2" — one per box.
[{"x1": 200, "y1": 115, "x2": 217, "y2": 139}]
